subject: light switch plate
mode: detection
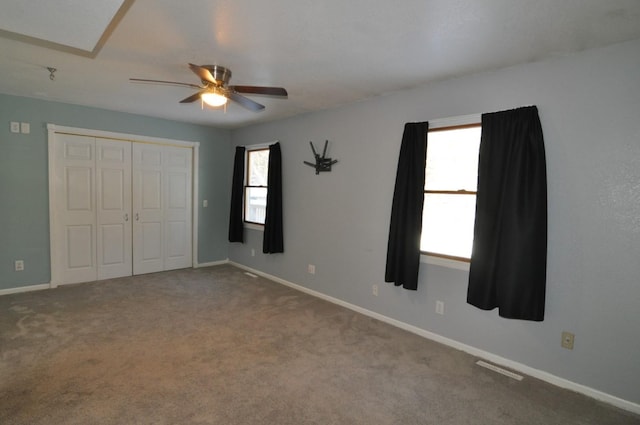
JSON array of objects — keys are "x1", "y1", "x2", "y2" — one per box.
[{"x1": 21, "y1": 122, "x2": 30, "y2": 134}]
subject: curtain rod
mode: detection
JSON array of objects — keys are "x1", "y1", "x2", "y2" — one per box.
[{"x1": 236, "y1": 140, "x2": 280, "y2": 149}]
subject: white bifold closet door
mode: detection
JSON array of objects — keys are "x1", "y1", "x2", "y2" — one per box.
[
  {"x1": 52, "y1": 133, "x2": 192, "y2": 285},
  {"x1": 53, "y1": 135, "x2": 132, "y2": 283},
  {"x1": 132, "y1": 143, "x2": 192, "y2": 275},
  {"x1": 53, "y1": 134, "x2": 99, "y2": 284},
  {"x1": 96, "y1": 138, "x2": 132, "y2": 280}
]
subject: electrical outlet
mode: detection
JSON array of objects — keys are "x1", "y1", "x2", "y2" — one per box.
[
  {"x1": 20, "y1": 122, "x2": 30, "y2": 134},
  {"x1": 561, "y1": 331, "x2": 575, "y2": 350},
  {"x1": 372, "y1": 284, "x2": 378, "y2": 296},
  {"x1": 202, "y1": 199, "x2": 208, "y2": 208},
  {"x1": 251, "y1": 248, "x2": 255, "y2": 257},
  {"x1": 15, "y1": 260, "x2": 24, "y2": 271},
  {"x1": 308, "y1": 264, "x2": 315, "y2": 274},
  {"x1": 10, "y1": 122, "x2": 20, "y2": 133},
  {"x1": 436, "y1": 300, "x2": 445, "y2": 315}
]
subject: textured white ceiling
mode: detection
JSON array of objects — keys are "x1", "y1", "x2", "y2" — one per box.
[
  {"x1": 1, "y1": 0, "x2": 639, "y2": 129},
  {"x1": 0, "y1": 0, "x2": 126, "y2": 53}
]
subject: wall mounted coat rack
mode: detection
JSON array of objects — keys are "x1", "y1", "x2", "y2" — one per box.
[{"x1": 304, "y1": 140, "x2": 338, "y2": 174}]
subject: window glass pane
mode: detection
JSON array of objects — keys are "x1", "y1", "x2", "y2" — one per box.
[
  {"x1": 245, "y1": 187, "x2": 267, "y2": 224},
  {"x1": 425, "y1": 126, "x2": 480, "y2": 191},
  {"x1": 421, "y1": 193, "x2": 476, "y2": 258},
  {"x1": 248, "y1": 150, "x2": 269, "y2": 186}
]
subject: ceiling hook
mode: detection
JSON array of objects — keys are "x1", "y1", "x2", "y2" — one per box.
[{"x1": 47, "y1": 67, "x2": 57, "y2": 81}]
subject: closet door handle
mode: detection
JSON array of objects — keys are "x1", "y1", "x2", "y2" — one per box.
[
  {"x1": 124, "y1": 213, "x2": 129, "y2": 221},
  {"x1": 135, "y1": 213, "x2": 139, "y2": 221}
]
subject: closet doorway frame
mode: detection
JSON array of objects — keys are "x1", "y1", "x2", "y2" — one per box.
[{"x1": 47, "y1": 123, "x2": 200, "y2": 288}]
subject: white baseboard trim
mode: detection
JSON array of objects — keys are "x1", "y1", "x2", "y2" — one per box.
[
  {"x1": 3, "y1": 261, "x2": 231, "y2": 296},
  {"x1": 0, "y1": 283, "x2": 51, "y2": 296},
  {"x1": 195, "y1": 259, "x2": 229, "y2": 268},
  {"x1": 229, "y1": 261, "x2": 640, "y2": 415}
]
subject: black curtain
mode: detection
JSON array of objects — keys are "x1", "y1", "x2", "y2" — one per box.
[
  {"x1": 263, "y1": 142, "x2": 284, "y2": 253},
  {"x1": 467, "y1": 106, "x2": 547, "y2": 321},
  {"x1": 228, "y1": 146, "x2": 245, "y2": 243},
  {"x1": 385, "y1": 122, "x2": 429, "y2": 290}
]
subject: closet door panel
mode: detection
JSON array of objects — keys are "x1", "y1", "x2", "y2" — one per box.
[
  {"x1": 96, "y1": 139, "x2": 132, "y2": 280},
  {"x1": 163, "y1": 147, "x2": 193, "y2": 271},
  {"x1": 66, "y1": 225, "x2": 93, "y2": 268},
  {"x1": 133, "y1": 144, "x2": 164, "y2": 275},
  {"x1": 54, "y1": 134, "x2": 97, "y2": 284}
]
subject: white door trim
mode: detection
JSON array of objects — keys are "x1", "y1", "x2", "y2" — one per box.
[{"x1": 47, "y1": 124, "x2": 200, "y2": 288}]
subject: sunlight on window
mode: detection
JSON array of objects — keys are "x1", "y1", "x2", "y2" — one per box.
[
  {"x1": 248, "y1": 150, "x2": 269, "y2": 186},
  {"x1": 421, "y1": 125, "x2": 481, "y2": 259},
  {"x1": 421, "y1": 194, "x2": 477, "y2": 258}
]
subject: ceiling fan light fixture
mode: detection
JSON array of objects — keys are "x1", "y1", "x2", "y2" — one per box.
[
  {"x1": 131, "y1": 63, "x2": 286, "y2": 112},
  {"x1": 201, "y1": 90, "x2": 227, "y2": 107}
]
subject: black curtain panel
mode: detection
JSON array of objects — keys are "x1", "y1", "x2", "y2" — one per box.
[
  {"x1": 228, "y1": 146, "x2": 245, "y2": 243},
  {"x1": 385, "y1": 122, "x2": 429, "y2": 290},
  {"x1": 263, "y1": 142, "x2": 284, "y2": 253},
  {"x1": 467, "y1": 106, "x2": 547, "y2": 321}
]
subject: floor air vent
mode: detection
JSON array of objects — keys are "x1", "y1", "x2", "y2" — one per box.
[{"x1": 476, "y1": 360, "x2": 523, "y2": 381}]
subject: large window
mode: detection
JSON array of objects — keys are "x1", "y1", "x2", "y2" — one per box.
[
  {"x1": 421, "y1": 123, "x2": 481, "y2": 261},
  {"x1": 245, "y1": 148, "x2": 269, "y2": 225}
]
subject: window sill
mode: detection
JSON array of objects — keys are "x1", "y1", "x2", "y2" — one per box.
[
  {"x1": 244, "y1": 222, "x2": 264, "y2": 232},
  {"x1": 421, "y1": 254, "x2": 470, "y2": 271}
]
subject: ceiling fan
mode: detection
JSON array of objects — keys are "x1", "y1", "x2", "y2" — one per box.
[{"x1": 130, "y1": 63, "x2": 288, "y2": 112}]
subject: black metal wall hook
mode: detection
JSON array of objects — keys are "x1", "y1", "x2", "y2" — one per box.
[{"x1": 303, "y1": 140, "x2": 338, "y2": 174}]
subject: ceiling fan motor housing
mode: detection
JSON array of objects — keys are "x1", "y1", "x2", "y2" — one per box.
[{"x1": 202, "y1": 65, "x2": 231, "y2": 86}]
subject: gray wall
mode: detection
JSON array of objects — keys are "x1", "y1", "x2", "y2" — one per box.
[
  {"x1": 0, "y1": 94, "x2": 231, "y2": 290},
  {"x1": 229, "y1": 39, "x2": 640, "y2": 405}
]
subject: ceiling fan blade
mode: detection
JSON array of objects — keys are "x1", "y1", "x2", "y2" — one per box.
[
  {"x1": 129, "y1": 78, "x2": 201, "y2": 89},
  {"x1": 188, "y1": 63, "x2": 216, "y2": 84},
  {"x1": 226, "y1": 91, "x2": 265, "y2": 112},
  {"x1": 179, "y1": 91, "x2": 205, "y2": 103},
  {"x1": 230, "y1": 85, "x2": 288, "y2": 97}
]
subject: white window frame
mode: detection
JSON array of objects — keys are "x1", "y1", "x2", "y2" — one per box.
[{"x1": 421, "y1": 114, "x2": 480, "y2": 271}]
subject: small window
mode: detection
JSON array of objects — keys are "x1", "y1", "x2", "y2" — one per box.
[
  {"x1": 245, "y1": 148, "x2": 269, "y2": 225},
  {"x1": 421, "y1": 124, "x2": 481, "y2": 261}
]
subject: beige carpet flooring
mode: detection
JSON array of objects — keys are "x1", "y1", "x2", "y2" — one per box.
[{"x1": 1, "y1": 265, "x2": 638, "y2": 424}]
